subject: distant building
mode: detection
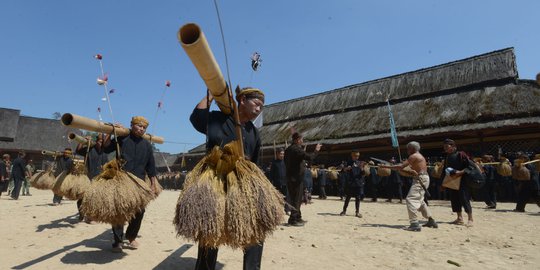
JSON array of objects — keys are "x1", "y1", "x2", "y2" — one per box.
[
  {"x1": 0, "y1": 108, "x2": 78, "y2": 169},
  {"x1": 189, "y1": 47, "x2": 540, "y2": 165}
]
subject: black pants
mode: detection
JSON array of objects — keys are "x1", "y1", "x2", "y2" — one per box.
[
  {"x1": 77, "y1": 199, "x2": 83, "y2": 216},
  {"x1": 515, "y1": 181, "x2": 535, "y2": 211},
  {"x1": 483, "y1": 180, "x2": 497, "y2": 207},
  {"x1": 386, "y1": 182, "x2": 403, "y2": 201},
  {"x1": 112, "y1": 209, "x2": 145, "y2": 246},
  {"x1": 343, "y1": 186, "x2": 362, "y2": 213},
  {"x1": 195, "y1": 243, "x2": 264, "y2": 270},
  {"x1": 319, "y1": 185, "x2": 327, "y2": 199},
  {"x1": 53, "y1": 194, "x2": 63, "y2": 204},
  {"x1": 11, "y1": 177, "x2": 23, "y2": 199},
  {"x1": 450, "y1": 183, "x2": 472, "y2": 213},
  {"x1": 287, "y1": 175, "x2": 304, "y2": 224}
]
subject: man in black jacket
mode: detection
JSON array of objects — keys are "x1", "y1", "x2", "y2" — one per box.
[
  {"x1": 284, "y1": 132, "x2": 322, "y2": 226},
  {"x1": 190, "y1": 87, "x2": 266, "y2": 270},
  {"x1": 10, "y1": 151, "x2": 27, "y2": 200}
]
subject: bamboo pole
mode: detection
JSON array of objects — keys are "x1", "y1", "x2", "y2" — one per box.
[
  {"x1": 61, "y1": 113, "x2": 164, "y2": 144},
  {"x1": 68, "y1": 132, "x2": 95, "y2": 147},
  {"x1": 178, "y1": 23, "x2": 232, "y2": 115}
]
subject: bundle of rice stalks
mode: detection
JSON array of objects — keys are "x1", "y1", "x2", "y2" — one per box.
[
  {"x1": 228, "y1": 159, "x2": 284, "y2": 249},
  {"x1": 377, "y1": 167, "x2": 391, "y2": 177},
  {"x1": 174, "y1": 151, "x2": 226, "y2": 248},
  {"x1": 310, "y1": 167, "x2": 318, "y2": 179},
  {"x1": 399, "y1": 166, "x2": 417, "y2": 178},
  {"x1": 535, "y1": 154, "x2": 540, "y2": 172},
  {"x1": 430, "y1": 162, "x2": 444, "y2": 179},
  {"x1": 363, "y1": 163, "x2": 372, "y2": 177},
  {"x1": 144, "y1": 176, "x2": 163, "y2": 199},
  {"x1": 327, "y1": 167, "x2": 339, "y2": 181},
  {"x1": 52, "y1": 162, "x2": 91, "y2": 200},
  {"x1": 81, "y1": 159, "x2": 154, "y2": 226},
  {"x1": 497, "y1": 158, "x2": 512, "y2": 177},
  {"x1": 512, "y1": 159, "x2": 530, "y2": 181},
  {"x1": 30, "y1": 170, "x2": 56, "y2": 190}
]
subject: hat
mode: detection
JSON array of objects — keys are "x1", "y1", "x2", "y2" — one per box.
[
  {"x1": 292, "y1": 132, "x2": 302, "y2": 141},
  {"x1": 443, "y1": 139, "x2": 455, "y2": 146},
  {"x1": 131, "y1": 116, "x2": 149, "y2": 128},
  {"x1": 236, "y1": 87, "x2": 265, "y2": 103}
]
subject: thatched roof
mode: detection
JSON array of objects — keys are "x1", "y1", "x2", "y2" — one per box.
[
  {"x1": 0, "y1": 108, "x2": 77, "y2": 152},
  {"x1": 260, "y1": 81, "x2": 540, "y2": 147},
  {"x1": 0, "y1": 108, "x2": 21, "y2": 141},
  {"x1": 188, "y1": 48, "x2": 535, "y2": 157},
  {"x1": 263, "y1": 47, "x2": 517, "y2": 126},
  {"x1": 153, "y1": 151, "x2": 181, "y2": 169}
]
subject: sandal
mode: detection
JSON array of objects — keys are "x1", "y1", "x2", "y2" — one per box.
[{"x1": 451, "y1": 219, "x2": 464, "y2": 225}]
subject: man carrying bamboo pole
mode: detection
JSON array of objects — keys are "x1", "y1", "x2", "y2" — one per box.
[
  {"x1": 53, "y1": 148, "x2": 73, "y2": 205},
  {"x1": 103, "y1": 116, "x2": 158, "y2": 253},
  {"x1": 189, "y1": 87, "x2": 265, "y2": 270},
  {"x1": 75, "y1": 133, "x2": 108, "y2": 222}
]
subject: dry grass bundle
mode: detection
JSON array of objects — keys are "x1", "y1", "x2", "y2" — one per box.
[
  {"x1": 512, "y1": 159, "x2": 530, "y2": 181},
  {"x1": 228, "y1": 160, "x2": 285, "y2": 249},
  {"x1": 30, "y1": 170, "x2": 56, "y2": 190},
  {"x1": 310, "y1": 167, "x2": 318, "y2": 179},
  {"x1": 364, "y1": 164, "x2": 372, "y2": 177},
  {"x1": 399, "y1": 166, "x2": 417, "y2": 178},
  {"x1": 497, "y1": 158, "x2": 512, "y2": 177},
  {"x1": 81, "y1": 159, "x2": 154, "y2": 226},
  {"x1": 144, "y1": 177, "x2": 163, "y2": 199},
  {"x1": 327, "y1": 168, "x2": 339, "y2": 181},
  {"x1": 173, "y1": 155, "x2": 226, "y2": 248},
  {"x1": 377, "y1": 167, "x2": 391, "y2": 177},
  {"x1": 431, "y1": 162, "x2": 444, "y2": 179},
  {"x1": 52, "y1": 162, "x2": 91, "y2": 200}
]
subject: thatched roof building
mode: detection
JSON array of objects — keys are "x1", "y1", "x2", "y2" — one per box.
[
  {"x1": 188, "y1": 48, "x2": 540, "y2": 165},
  {"x1": 258, "y1": 47, "x2": 540, "y2": 163},
  {"x1": 0, "y1": 108, "x2": 78, "y2": 169}
]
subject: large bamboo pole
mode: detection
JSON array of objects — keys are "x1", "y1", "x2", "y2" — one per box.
[
  {"x1": 178, "y1": 23, "x2": 232, "y2": 115},
  {"x1": 68, "y1": 132, "x2": 95, "y2": 147},
  {"x1": 61, "y1": 113, "x2": 164, "y2": 144}
]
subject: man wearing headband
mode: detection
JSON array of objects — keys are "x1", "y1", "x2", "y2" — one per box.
[
  {"x1": 284, "y1": 132, "x2": 322, "y2": 226},
  {"x1": 103, "y1": 116, "x2": 158, "y2": 252},
  {"x1": 52, "y1": 148, "x2": 73, "y2": 205},
  {"x1": 441, "y1": 139, "x2": 474, "y2": 226},
  {"x1": 10, "y1": 151, "x2": 26, "y2": 200},
  {"x1": 190, "y1": 86, "x2": 265, "y2": 270},
  {"x1": 76, "y1": 133, "x2": 109, "y2": 222}
]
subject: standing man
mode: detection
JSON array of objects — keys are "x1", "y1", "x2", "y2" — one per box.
[
  {"x1": 284, "y1": 132, "x2": 322, "y2": 227},
  {"x1": 0, "y1": 154, "x2": 10, "y2": 197},
  {"x1": 385, "y1": 157, "x2": 403, "y2": 203},
  {"x1": 76, "y1": 133, "x2": 109, "y2": 222},
  {"x1": 103, "y1": 116, "x2": 158, "y2": 252},
  {"x1": 441, "y1": 139, "x2": 473, "y2": 226},
  {"x1": 270, "y1": 148, "x2": 289, "y2": 214},
  {"x1": 340, "y1": 150, "x2": 365, "y2": 218},
  {"x1": 22, "y1": 159, "x2": 35, "y2": 196},
  {"x1": 317, "y1": 164, "x2": 328, "y2": 199},
  {"x1": 10, "y1": 151, "x2": 27, "y2": 200},
  {"x1": 380, "y1": 142, "x2": 437, "y2": 231},
  {"x1": 481, "y1": 154, "x2": 497, "y2": 209},
  {"x1": 190, "y1": 87, "x2": 265, "y2": 270},
  {"x1": 53, "y1": 148, "x2": 73, "y2": 205}
]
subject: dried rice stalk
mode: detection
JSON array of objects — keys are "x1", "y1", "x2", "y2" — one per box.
[
  {"x1": 30, "y1": 170, "x2": 56, "y2": 190},
  {"x1": 535, "y1": 154, "x2": 540, "y2": 172},
  {"x1": 230, "y1": 160, "x2": 285, "y2": 249},
  {"x1": 497, "y1": 158, "x2": 512, "y2": 177},
  {"x1": 174, "y1": 156, "x2": 226, "y2": 248},
  {"x1": 512, "y1": 159, "x2": 530, "y2": 181},
  {"x1": 81, "y1": 159, "x2": 154, "y2": 226},
  {"x1": 377, "y1": 167, "x2": 391, "y2": 177},
  {"x1": 363, "y1": 164, "x2": 371, "y2": 177},
  {"x1": 52, "y1": 162, "x2": 91, "y2": 200},
  {"x1": 430, "y1": 162, "x2": 443, "y2": 179}
]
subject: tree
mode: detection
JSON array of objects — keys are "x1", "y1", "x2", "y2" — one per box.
[{"x1": 52, "y1": 112, "x2": 62, "y2": 120}]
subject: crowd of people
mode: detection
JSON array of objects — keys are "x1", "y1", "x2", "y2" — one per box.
[{"x1": 264, "y1": 139, "x2": 540, "y2": 229}]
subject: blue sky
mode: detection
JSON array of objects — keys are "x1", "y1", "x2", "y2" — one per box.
[{"x1": 1, "y1": 1, "x2": 539, "y2": 153}]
